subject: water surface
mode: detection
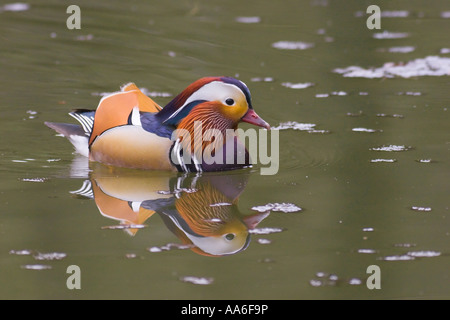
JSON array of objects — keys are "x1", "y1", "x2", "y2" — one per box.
[{"x1": 1, "y1": 0, "x2": 449, "y2": 299}]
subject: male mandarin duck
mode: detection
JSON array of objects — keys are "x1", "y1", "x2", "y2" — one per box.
[{"x1": 45, "y1": 77, "x2": 270, "y2": 172}]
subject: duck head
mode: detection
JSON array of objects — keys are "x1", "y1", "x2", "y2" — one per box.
[
  {"x1": 157, "y1": 77, "x2": 270, "y2": 171},
  {"x1": 157, "y1": 76, "x2": 270, "y2": 131}
]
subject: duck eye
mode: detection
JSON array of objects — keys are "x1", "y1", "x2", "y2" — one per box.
[
  {"x1": 225, "y1": 233, "x2": 235, "y2": 241},
  {"x1": 225, "y1": 98, "x2": 235, "y2": 106}
]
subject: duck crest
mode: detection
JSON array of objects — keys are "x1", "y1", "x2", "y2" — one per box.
[{"x1": 157, "y1": 77, "x2": 222, "y2": 125}]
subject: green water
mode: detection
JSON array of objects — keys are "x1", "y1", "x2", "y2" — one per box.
[{"x1": 0, "y1": 0, "x2": 449, "y2": 299}]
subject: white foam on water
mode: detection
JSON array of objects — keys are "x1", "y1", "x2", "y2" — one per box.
[
  {"x1": 334, "y1": 56, "x2": 450, "y2": 78},
  {"x1": 180, "y1": 276, "x2": 214, "y2": 285},
  {"x1": 272, "y1": 41, "x2": 314, "y2": 50},
  {"x1": 281, "y1": 82, "x2": 314, "y2": 89},
  {"x1": 251, "y1": 203, "x2": 302, "y2": 213}
]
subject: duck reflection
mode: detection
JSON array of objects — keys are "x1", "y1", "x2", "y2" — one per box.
[{"x1": 71, "y1": 162, "x2": 269, "y2": 256}]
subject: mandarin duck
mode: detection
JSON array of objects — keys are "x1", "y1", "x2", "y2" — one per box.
[{"x1": 45, "y1": 77, "x2": 270, "y2": 172}]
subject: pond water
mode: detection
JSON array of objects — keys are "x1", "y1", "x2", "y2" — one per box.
[{"x1": 1, "y1": 0, "x2": 449, "y2": 299}]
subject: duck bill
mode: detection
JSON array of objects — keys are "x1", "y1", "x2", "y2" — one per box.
[{"x1": 241, "y1": 109, "x2": 270, "y2": 129}]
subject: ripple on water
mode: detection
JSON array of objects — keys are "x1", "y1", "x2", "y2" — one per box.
[{"x1": 275, "y1": 121, "x2": 340, "y2": 170}]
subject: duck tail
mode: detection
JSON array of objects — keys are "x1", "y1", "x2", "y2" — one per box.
[{"x1": 44, "y1": 109, "x2": 95, "y2": 158}]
